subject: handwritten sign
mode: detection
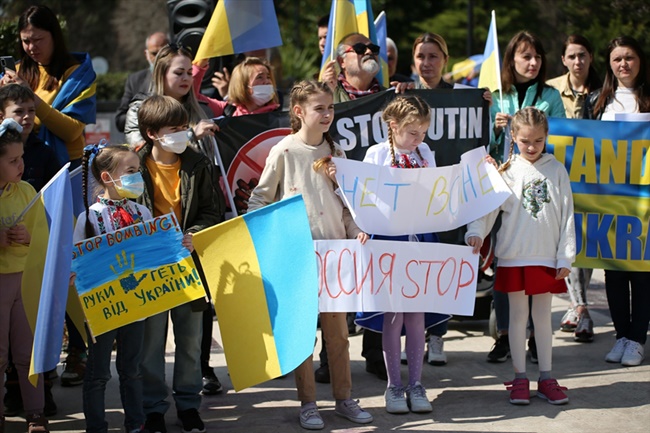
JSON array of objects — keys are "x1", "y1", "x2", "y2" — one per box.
[
  {"x1": 334, "y1": 147, "x2": 511, "y2": 236},
  {"x1": 315, "y1": 239, "x2": 478, "y2": 316},
  {"x1": 72, "y1": 214, "x2": 205, "y2": 336}
]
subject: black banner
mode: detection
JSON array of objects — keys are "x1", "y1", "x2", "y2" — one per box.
[{"x1": 214, "y1": 88, "x2": 489, "y2": 214}]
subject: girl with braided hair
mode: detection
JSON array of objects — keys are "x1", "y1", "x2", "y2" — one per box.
[
  {"x1": 355, "y1": 95, "x2": 449, "y2": 414},
  {"x1": 248, "y1": 80, "x2": 372, "y2": 431},
  {"x1": 73, "y1": 143, "x2": 153, "y2": 433}
]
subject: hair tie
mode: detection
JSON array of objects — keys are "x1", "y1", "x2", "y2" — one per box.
[
  {"x1": 0, "y1": 118, "x2": 23, "y2": 136},
  {"x1": 84, "y1": 139, "x2": 109, "y2": 164}
]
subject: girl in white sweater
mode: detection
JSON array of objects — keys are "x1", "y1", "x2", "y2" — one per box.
[{"x1": 466, "y1": 107, "x2": 575, "y2": 406}]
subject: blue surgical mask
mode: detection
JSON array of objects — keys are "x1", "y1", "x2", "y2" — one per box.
[{"x1": 108, "y1": 172, "x2": 145, "y2": 199}]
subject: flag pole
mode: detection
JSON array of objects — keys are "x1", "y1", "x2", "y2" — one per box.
[{"x1": 210, "y1": 136, "x2": 238, "y2": 220}]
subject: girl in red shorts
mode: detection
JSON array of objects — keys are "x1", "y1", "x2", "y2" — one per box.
[{"x1": 466, "y1": 107, "x2": 575, "y2": 406}]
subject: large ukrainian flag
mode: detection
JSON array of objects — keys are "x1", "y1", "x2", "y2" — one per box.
[
  {"x1": 194, "y1": 0, "x2": 282, "y2": 61},
  {"x1": 192, "y1": 196, "x2": 318, "y2": 391}
]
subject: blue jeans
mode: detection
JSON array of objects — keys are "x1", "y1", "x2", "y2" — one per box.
[
  {"x1": 83, "y1": 320, "x2": 145, "y2": 433},
  {"x1": 141, "y1": 303, "x2": 203, "y2": 414}
]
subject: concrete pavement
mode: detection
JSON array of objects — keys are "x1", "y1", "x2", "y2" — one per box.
[{"x1": 5, "y1": 270, "x2": 650, "y2": 432}]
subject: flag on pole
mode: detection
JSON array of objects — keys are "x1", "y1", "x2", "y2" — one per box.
[
  {"x1": 194, "y1": 0, "x2": 282, "y2": 61},
  {"x1": 21, "y1": 164, "x2": 74, "y2": 385},
  {"x1": 478, "y1": 10, "x2": 502, "y2": 94},
  {"x1": 319, "y1": 0, "x2": 358, "y2": 80},
  {"x1": 373, "y1": 11, "x2": 390, "y2": 87},
  {"x1": 192, "y1": 195, "x2": 318, "y2": 391}
]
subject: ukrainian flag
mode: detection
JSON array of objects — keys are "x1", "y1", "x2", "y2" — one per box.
[
  {"x1": 194, "y1": 0, "x2": 282, "y2": 61},
  {"x1": 478, "y1": 10, "x2": 502, "y2": 93},
  {"x1": 192, "y1": 195, "x2": 318, "y2": 391},
  {"x1": 21, "y1": 164, "x2": 74, "y2": 385},
  {"x1": 319, "y1": 0, "x2": 358, "y2": 80}
]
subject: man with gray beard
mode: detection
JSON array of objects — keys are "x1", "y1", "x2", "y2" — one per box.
[{"x1": 322, "y1": 33, "x2": 384, "y2": 103}]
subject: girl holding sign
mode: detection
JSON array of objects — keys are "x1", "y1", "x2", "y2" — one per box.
[
  {"x1": 73, "y1": 144, "x2": 153, "y2": 433},
  {"x1": 248, "y1": 80, "x2": 372, "y2": 431},
  {"x1": 356, "y1": 95, "x2": 450, "y2": 414},
  {"x1": 0, "y1": 119, "x2": 49, "y2": 432},
  {"x1": 467, "y1": 107, "x2": 575, "y2": 405}
]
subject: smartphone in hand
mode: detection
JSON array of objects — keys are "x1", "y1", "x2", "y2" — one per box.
[{"x1": 1, "y1": 56, "x2": 16, "y2": 73}]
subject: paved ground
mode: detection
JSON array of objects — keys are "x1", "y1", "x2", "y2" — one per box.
[{"x1": 5, "y1": 270, "x2": 650, "y2": 432}]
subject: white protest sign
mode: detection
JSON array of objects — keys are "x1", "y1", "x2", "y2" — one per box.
[
  {"x1": 315, "y1": 239, "x2": 478, "y2": 316},
  {"x1": 334, "y1": 146, "x2": 511, "y2": 235}
]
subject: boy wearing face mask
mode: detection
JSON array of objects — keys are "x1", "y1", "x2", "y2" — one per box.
[{"x1": 135, "y1": 95, "x2": 224, "y2": 433}]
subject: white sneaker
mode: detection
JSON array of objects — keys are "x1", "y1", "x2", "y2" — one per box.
[
  {"x1": 605, "y1": 337, "x2": 629, "y2": 363},
  {"x1": 427, "y1": 335, "x2": 447, "y2": 366},
  {"x1": 384, "y1": 385, "x2": 409, "y2": 414},
  {"x1": 621, "y1": 341, "x2": 645, "y2": 366},
  {"x1": 405, "y1": 381, "x2": 433, "y2": 413}
]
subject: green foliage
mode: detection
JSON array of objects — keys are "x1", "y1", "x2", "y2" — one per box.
[
  {"x1": 95, "y1": 72, "x2": 128, "y2": 101},
  {"x1": 0, "y1": 17, "x2": 19, "y2": 58},
  {"x1": 277, "y1": 44, "x2": 320, "y2": 91}
]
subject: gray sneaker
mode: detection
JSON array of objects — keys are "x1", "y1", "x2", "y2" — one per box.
[
  {"x1": 384, "y1": 386, "x2": 409, "y2": 414},
  {"x1": 406, "y1": 382, "x2": 433, "y2": 413},
  {"x1": 335, "y1": 399, "x2": 373, "y2": 424},
  {"x1": 574, "y1": 314, "x2": 594, "y2": 342},
  {"x1": 299, "y1": 403, "x2": 324, "y2": 430}
]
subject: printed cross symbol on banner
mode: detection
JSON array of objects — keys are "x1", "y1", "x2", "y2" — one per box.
[{"x1": 110, "y1": 249, "x2": 147, "y2": 294}]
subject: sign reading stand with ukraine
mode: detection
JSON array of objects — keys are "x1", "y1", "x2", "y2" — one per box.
[
  {"x1": 72, "y1": 213, "x2": 205, "y2": 337},
  {"x1": 193, "y1": 195, "x2": 318, "y2": 391}
]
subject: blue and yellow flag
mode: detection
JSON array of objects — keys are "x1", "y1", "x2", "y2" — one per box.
[
  {"x1": 192, "y1": 195, "x2": 318, "y2": 391},
  {"x1": 21, "y1": 164, "x2": 74, "y2": 385},
  {"x1": 478, "y1": 11, "x2": 502, "y2": 93},
  {"x1": 319, "y1": 0, "x2": 358, "y2": 80},
  {"x1": 195, "y1": 0, "x2": 282, "y2": 61},
  {"x1": 373, "y1": 10, "x2": 390, "y2": 87},
  {"x1": 38, "y1": 53, "x2": 96, "y2": 165}
]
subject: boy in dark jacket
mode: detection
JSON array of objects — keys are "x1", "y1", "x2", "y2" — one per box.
[{"x1": 135, "y1": 95, "x2": 224, "y2": 433}]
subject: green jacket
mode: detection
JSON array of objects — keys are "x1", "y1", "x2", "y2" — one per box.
[
  {"x1": 490, "y1": 82, "x2": 566, "y2": 160},
  {"x1": 137, "y1": 145, "x2": 225, "y2": 233}
]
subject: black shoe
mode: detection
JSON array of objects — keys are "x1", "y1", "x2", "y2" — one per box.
[
  {"x1": 145, "y1": 412, "x2": 167, "y2": 433},
  {"x1": 177, "y1": 408, "x2": 206, "y2": 433},
  {"x1": 528, "y1": 337, "x2": 538, "y2": 364},
  {"x1": 201, "y1": 369, "x2": 223, "y2": 395},
  {"x1": 3, "y1": 382, "x2": 23, "y2": 416},
  {"x1": 365, "y1": 360, "x2": 388, "y2": 381},
  {"x1": 314, "y1": 364, "x2": 330, "y2": 384},
  {"x1": 487, "y1": 335, "x2": 511, "y2": 363}
]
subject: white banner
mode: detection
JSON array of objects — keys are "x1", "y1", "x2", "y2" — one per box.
[
  {"x1": 334, "y1": 146, "x2": 511, "y2": 236},
  {"x1": 315, "y1": 239, "x2": 479, "y2": 316}
]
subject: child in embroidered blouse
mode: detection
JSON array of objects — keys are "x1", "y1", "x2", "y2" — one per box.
[
  {"x1": 73, "y1": 144, "x2": 154, "y2": 433},
  {"x1": 357, "y1": 95, "x2": 449, "y2": 414},
  {"x1": 466, "y1": 107, "x2": 575, "y2": 406}
]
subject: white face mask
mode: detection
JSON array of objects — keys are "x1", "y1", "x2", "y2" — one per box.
[
  {"x1": 156, "y1": 130, "x2": 190, "y2": 154},
  {"x1": 249, "y1": 84, "x2": 275, "y2": 106}
]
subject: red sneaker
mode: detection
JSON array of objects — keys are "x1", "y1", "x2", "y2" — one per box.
[
  {"x1": 537, "y1": 379, "x2": 569, "y2": 405},
  {"x1": 504, "y1": 378, "x2": 530, "y2": 405}
]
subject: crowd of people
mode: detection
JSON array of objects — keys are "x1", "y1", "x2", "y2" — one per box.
[{"x1": 1, "y1": 4, "x2": 649, "y2": 433}]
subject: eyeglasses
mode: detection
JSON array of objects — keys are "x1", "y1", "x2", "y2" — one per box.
[{"x1": 344, "y1": 42, "x2": 380, "y2": 56}]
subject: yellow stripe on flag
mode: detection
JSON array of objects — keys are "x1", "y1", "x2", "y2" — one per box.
[
  {"x1": 195, "y1": 1, "x2": 234, "y2": 61},
  {"x1": 478, "y1": 52, "x2": 499, "y2": 91},
  {"x1": 193, "y1": 217, "x2": 282, "y2": 389}
]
